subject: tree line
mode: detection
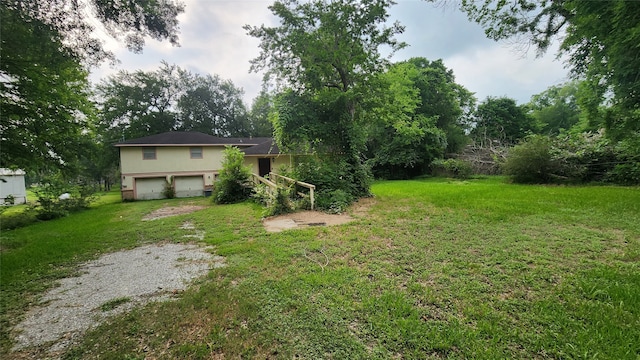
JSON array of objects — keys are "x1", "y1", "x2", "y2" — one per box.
[{"x1": 1, "y1": 0, "x2": 638, "y2": 202}]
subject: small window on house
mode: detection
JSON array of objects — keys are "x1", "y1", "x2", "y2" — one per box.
[
  {"x1": 143, "y1": 147, "x2": 156, "y2": 160},
  {"x1": 190, "y1": 147, "x2": 203, "y2": 159}
]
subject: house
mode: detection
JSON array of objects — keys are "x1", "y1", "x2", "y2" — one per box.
[
  {"x1": 0, "y1": 168, "x2": 27, "y2": 205},
  {"x1": 115, "y1": 131, "x2": 291, "y2": 200}
]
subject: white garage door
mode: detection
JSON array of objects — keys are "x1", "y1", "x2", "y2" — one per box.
[
  {"x1": 174, "y1": 176, "x2": 203, "y2": 198},
  {"x1": 136, "y1": 177, "x2": 166, "y2": 200}
]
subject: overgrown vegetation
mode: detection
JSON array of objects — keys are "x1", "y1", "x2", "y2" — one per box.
[
  {"x1": 281, "y1": 155, "x2": 369, "y2": 213},
  {"x1": 314, "y1": 189, "x2": 354, "y2": 214},
  {"x1": 30, "y1": 176, "x2": 97, "y2": 221},
  {"x1": 1, "y1": 176, "x2": 98, "y2": 230},
  {"x1": 162, "y1": 177, "x2": 176, "y2": 199},
  {"x1": 3, "y1": 195, "x2": 15, "y2": 205},
  {"x1": 251, "y1": 183, "x2": 294, "y2": 217},
  {"x1": 502, "y1": 135, "x2": 557, "y2": 183},
  {"x1": 0, "y1": 209, "x2": 37, "y2": 230},
  {"x1": 2, "y1": 178, "x2": 638, "y2": 359},
  {"x1": 430, "y1": 158, "x2": 473, "y2": 179},
  {"x1": 212, "y1": 146, "x2": 253, "y2": 204},
  {"x1": 503, "y1": 132, "x2": 640, "y2": 184}
]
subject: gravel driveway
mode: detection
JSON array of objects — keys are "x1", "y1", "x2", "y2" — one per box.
[{"x1": 12, "y1": 243, "x2": 224, "y2": 356}]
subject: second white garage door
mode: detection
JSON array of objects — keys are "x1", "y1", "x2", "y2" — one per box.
[
  {"x1": 174, "y1": 176, "x2": 204, "y2": 198},
  {"x1": 136, "y1": 177, "x2": 166, "y2": 200}
]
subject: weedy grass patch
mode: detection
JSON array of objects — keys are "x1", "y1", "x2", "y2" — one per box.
[{"x1": 2, "y1": 178, "x2": 639, "y2": 359}]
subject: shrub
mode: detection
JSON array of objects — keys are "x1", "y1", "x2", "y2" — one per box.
[
  {"x1": 252, "y1": 183, "x2": 295, "y2": 217},
  {"x1": 503, "y1": 135, "x2": 558, "y2": 183},
  {"x1": 431, "y1": 159, "x2": 473, "y2": 179},
  {"x1": 605, "y1": 135, "x2": 640, "y2": 185},
  {"x1": 315, "y1": 189, "x2": 354, "y2": 214},
  {"x1": 31, "y1": 176, "x2": 97, "y2": 220},
  {"x1": 503, "y1": 131, "x2": 640, "y2": 185},
  {"x1": 555, "y1": 130, "x2": 614, "y2": 182},
  {"x1": 288, "y1": 155, "x2": 370, "y2": 213},
  {"x1": 251, "y1": 183, "x2": 270, "y2": 207},
  {"x1": 607, "y1": 163, "x2": 640, "y2": 185},
  {"x1": 162, "y1": 178, "x2": 176, "y2": 199},
  {"x1": 269, "y1": 186, "x2": 294, "y2": 216},
  {"x1": 292, "y1": 155, "x2": 371, "y2": 199},
  {"x1": 212, "y1": 146, "x2": 253, "y2": 204}
]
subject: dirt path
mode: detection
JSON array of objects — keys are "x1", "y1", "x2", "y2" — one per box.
[
  {"x1": 10, "y1": 200, "x2": 375, "y2": 358},
  {"x1": 142, "y1": 205, "x2": 206, "y2": 221},
  {"x1": 11, "y1": 243, "x2": 223, "y2": 359},
  {"x1": 263, "y1": 197, "x2": 375, "y2": 232}
]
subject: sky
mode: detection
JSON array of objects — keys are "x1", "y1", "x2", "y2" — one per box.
[{"x1": 91, "y1": 0, "x2": 570, "y2": 107}]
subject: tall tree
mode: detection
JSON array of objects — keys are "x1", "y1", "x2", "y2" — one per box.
[
  {"x1": 96, "y1": 64, "x2": 250, "y2": 140},
  {"x1": 4, "y1": 0, "x2": 184, "y2": 64},
  {"x1": 178, "y1": 74, "x2": 250, "y2": 137},
  {"x1": 528, "y1": 82, "x2": 581, "y2": 135},
  {"x1": 436, "y1": 0, "x2": 640, "y2": 137},
  {"x1": 247, "y1": 90, "x2": 275, "y2": 137},
  {"x1": 0, "y1": 4, "x2": 94, "y2": 171},
  {"x1": 405, "y1": 58, "x2": 475, "y2": 153},
  {"x1": 1, "y1": 0, "x2": 184, "y2": 171},
  {"x1": 245, "y1": 0, "x2": 406, "y2": 196},
  {"x1": 366, "y1": 59, "x2": 475, "y2": 178},
  {"x1": 472, "y1": 97, "x2": 538, "y2": 145},
  {"x1": 96, "y1": 63, "x2": 185, "y2": 141}
]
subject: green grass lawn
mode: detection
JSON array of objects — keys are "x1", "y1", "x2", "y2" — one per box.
[{"x1": 1, "y1": 178, "x2": 639, "y2": 359}]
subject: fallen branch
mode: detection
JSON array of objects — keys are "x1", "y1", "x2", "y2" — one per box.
[{"x1": 303, "y1": 247, "x2": 329, "y2": 272}]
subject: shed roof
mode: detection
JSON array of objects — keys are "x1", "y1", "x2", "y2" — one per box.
[{"x1": 0, "y1": 168, "x2": 26, "y2": 176}]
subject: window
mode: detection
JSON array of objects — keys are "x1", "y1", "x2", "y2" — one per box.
[
  {"x1": 143, "y1": 147, "x2": 156, "y2": 160},
  {"x1": 190, "y1": 147, "x2": 203, "y2": 159}
]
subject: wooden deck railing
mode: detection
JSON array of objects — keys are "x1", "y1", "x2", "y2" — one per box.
[
  {"x1": 250, "y1": 172, "x2": 316, "y2": 210},
  {"x1": 251, "y1": 173, "x2": 277, "y2": 190}
]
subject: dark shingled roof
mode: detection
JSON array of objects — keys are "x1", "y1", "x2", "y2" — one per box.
[
  {"x1": 241, "y1": 138, "x2": 280, "y2": 156},
  {"x1": 115, "y1": 131, "x2": 281, "y2": 155}
]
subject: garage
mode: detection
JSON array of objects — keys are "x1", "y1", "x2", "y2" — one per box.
[
  {"x1": 174, "y1": 176, "x2": 204, "y2": 198},
  {"x1": 135, "y1": 177, "x2": 166, "y2": 200}
]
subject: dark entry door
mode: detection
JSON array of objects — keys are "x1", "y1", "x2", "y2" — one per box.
[{"x1": 258, "y1": 158, "x2": 271, "y2": 177}]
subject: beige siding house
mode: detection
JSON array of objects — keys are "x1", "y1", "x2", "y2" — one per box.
[{"x1": 116, "y1": 132, "x2": 290, "y2": 200}]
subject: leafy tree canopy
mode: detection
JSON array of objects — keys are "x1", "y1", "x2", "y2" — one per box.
[
  {"x1": 96, "y1": 63, "x2": 250, "y2": 142},
  {"x1": 97, "y1": 63, "x2": 184, "y2": 141},
  {"x1": 0, "y1": 4, "x2": 94, "y2": 172},
  {"x1": 527, "y1": 81, "x2": 581, "y2": 135},
  {"x1": 246, "y1": 0, "x2": 406, "y2": 197},
  {"x1": 472, "y1": 97, "x2": 538, "y2": 145},
  {"x1": 4, "y1": 0, "x2": 184, "y2": 64},
  {"x1": 1, "y1": 0, "x2": 184, "y2": 171},
  {"x1": 366, "y1": 58, "x2": 475, "y2": 178},
  {"x1": 178, "y1": 73, "x2": 251, "y2": 137},
  {"x1": 435, "y1": 0, "x2": 640, "y2": 137},
  {"x1": 404, "y1": 58, "x2": 475, "y2": 153},
  {"x1": 245, "y1": 0, "x2": 406, "y2": 97},
  {"x1": 247, "y1": 90, "x2": 275, "y2": 138}
]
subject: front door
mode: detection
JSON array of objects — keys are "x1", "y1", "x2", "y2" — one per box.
[{"x1": 258, "y1": 158, "x2": 271, "y2": 177}]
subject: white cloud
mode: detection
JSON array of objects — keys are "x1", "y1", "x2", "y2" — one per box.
[
  {"x1": 444, "y1": 43, "x2": 569, "y2": 103},
  {"x1": 90, "y1": 0, "x2": 274, "y2": 103}
]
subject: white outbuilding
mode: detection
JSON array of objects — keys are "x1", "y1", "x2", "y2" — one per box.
[{"x1": 0, "y1": 168, "x2": 27, "y2": 205}]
